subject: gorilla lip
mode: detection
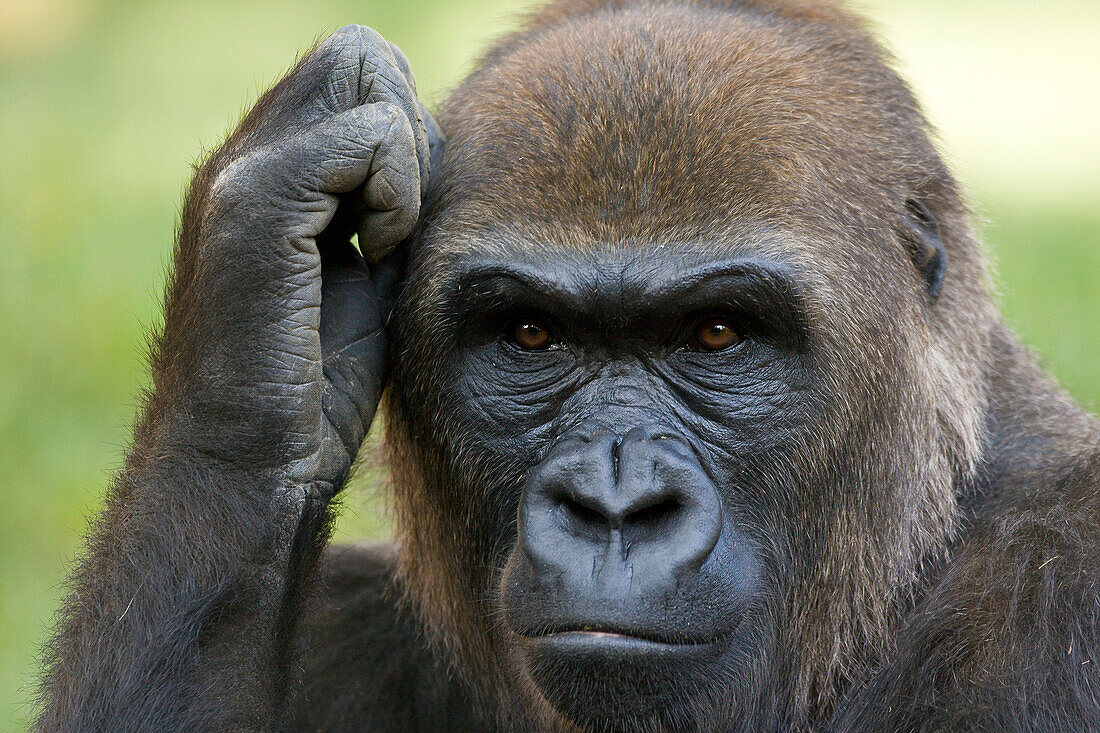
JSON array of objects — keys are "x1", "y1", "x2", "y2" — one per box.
[{"x1": 517, "y1": 624, "x2": 724, "y2": 648}]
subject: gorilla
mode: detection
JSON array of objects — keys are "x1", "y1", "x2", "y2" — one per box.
[{"x1": 35, "y1": 0, "x2": 1100, "y2": 731}]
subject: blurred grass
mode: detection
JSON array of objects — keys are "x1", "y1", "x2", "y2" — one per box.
[{"x1": 0, "y1": 0, "x2": 1096, "y2": 728}]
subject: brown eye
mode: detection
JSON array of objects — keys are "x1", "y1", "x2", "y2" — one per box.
[
  {"x1": 693, "y1": 317, "x2": 741, "y2": 351},
  {"x1": 512, "y1": 320, "x2": 553, "y2": 350}
]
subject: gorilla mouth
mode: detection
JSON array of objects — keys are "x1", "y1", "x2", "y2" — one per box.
[
  {"x1": 517, "y1": 624, "x2": 728, "y2": 651},
  {"x1": 516, "y1": 620, "x2": 733, "y2": 728}
]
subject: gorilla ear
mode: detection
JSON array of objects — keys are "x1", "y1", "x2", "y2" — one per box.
[{"x1": 902, "y1": 198, "x2": 947, "y2": 302}]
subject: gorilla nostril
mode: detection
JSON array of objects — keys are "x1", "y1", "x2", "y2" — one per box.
[
  {"x1": 626, "y1": 496, "x2": 682, "y2": 528},
  {"x1": 558, "y1": 493, "x2": 608, "y2": 529}
]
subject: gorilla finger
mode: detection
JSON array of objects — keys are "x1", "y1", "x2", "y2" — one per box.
[
  {"x1": 357, "y1": 109, "x2": 422, "y2": 259},
  {"x1": 387, "y1": 40, "x2": 433, "y2": 196},
  {"x1": 264, "y1": 101, "x2": 420, "y2": 206},
  {"x1": 319, "y1": 280, "x2": 388, "y2": 439},
  {"x1": 202, "y1": 105, "x2": 414, "y2": 259},
  {"x1": 322, "y1": 317, "x2": 388, "y2": 436},
  {"x1": 319, "y1": 240, "x2": 378, "y2": 361},
  {"x1": 318, "y1": 26, "x2": 429, "y2": 181},
  {"x1": 212, "y1": 103, "x2": 421, "y2": 257},
  {"x1": 320, "y1": 379, "x2": 371, "y2": 460}
]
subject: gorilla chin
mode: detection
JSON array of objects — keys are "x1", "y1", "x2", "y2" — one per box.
[{"x1": 519, "y1": 630, "x2": 732, "y2": 728}]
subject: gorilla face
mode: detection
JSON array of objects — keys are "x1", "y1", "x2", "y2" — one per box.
[
  {"x1": 390, "y1": 196, "x2": 966, "y2": 728},
  {"x1": 470, "y1": 245, "x2": 795, "y2": 721},
  {"x1": 394, "y1": 229, "x2": 853, "y2": 726}
]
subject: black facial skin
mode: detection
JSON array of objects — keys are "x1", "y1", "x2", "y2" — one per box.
[{"x1": 423, "y1": 241, "x2": 815, "y2": 725}]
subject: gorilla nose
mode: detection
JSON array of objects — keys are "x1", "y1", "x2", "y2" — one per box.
[{"x1": 518, "y1": 426, "x2": 723, "y2": 594}]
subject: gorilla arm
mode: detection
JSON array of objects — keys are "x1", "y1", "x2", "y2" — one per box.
[
  {"x1": 34, "y1": 26, "x2": 448, "y2": 731},
  {"x1": 291, "y1": 545, "x2": 488, "y2": 731}
]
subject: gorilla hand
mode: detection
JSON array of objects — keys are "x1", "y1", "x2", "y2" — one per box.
[
  {"x1": 32, "y1": 28, "x2": 439, "y2": 731},
  {"x1": 167, "y1": 24, "x2": 439, "y2": 488}
]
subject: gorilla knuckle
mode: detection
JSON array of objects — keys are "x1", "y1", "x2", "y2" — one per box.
[
  {"x1": 380, "y1": 103, "x2": 412, "y2": 141},
  {"x1": 310, "y1": 24, "x2": 394, "y2": 108},
  {"x1": 322, "y1": 24, "x2": 382, "y2": 64},
  {"x1": 332, "y1": 23, "x2": 384, "y2": 49}
]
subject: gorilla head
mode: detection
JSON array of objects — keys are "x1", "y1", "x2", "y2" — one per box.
[{"x1": 384, "y1": 0, "x2": 993, "y2": 728}]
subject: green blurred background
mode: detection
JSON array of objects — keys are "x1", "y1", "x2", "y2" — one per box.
[{"x1": 1, "y1": 0, "x2": 1097, "y2": 727}]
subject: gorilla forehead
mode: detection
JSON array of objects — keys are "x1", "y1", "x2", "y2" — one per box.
[{"x1": 431, "y1": 0, "x2": 937, "y2": 236}]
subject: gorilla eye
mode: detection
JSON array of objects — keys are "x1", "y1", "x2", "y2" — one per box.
[
  {"x1": 692, "y1": 317, "x2": 742, "y2": 352},
  {"x1": 510, "y1": 320, "x2": 554, "y2": 350}
]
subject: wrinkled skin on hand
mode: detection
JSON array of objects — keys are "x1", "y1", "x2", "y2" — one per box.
[
  {"x1": 172, "y1": 24, "x2": 442, "y2": 487},
  {"x1": 33, "y1": 26, "x2": 448, "y2": 732}
]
